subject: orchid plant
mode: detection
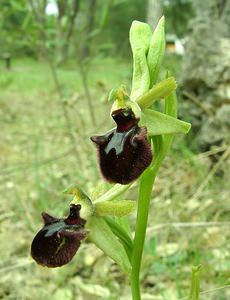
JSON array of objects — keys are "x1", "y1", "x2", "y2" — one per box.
[{"x1": 31, "y1": 17, "x2": 194, "y2": 299}]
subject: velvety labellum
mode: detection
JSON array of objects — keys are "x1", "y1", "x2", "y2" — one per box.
[
  {"x1": 31, "y1": 204, "x2": 87, "y2": 268},
  {"x1": 91, "y1": 108, "x2": 152, "y2": 184}
]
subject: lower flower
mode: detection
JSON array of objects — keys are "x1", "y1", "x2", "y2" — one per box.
[{"x1": 31, "y1": 204, "x2": 87, "y2": 268}]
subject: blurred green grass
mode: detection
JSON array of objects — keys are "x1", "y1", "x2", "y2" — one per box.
[
  {"x1": 0, "y1": 57, "x2": 131, "y2": 93},
  {"x1": 0, "y1": 57, "x2": 229, "y2": 300}
]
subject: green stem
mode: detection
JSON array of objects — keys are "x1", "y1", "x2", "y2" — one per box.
[
  {"x1": 131, "y1": 156, "x2": 163, "y2": 300},
  {"x1": 131, "y1": 167, "x2": 156, "y2": 300}
]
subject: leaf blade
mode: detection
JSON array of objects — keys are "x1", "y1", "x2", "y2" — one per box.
[{"x1": 87, "y1": 216, "x2": 132, "y2": 275}]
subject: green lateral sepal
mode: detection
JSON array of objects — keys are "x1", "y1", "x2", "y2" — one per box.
[
  {"x1": 140, "y1": 109, "x2": 191, "y2": 136},
  {"x1": 95, "y1": 200, "x2": 135, "y2": 217},
  {"x1": 94, "y1": 183, "x2": 132, "y2": 204}
]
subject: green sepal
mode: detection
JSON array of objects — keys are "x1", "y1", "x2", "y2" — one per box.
[
  {"x1": 188, "y1": 265, "x2": 201, "y2": 300},
  {"x1": 136, "y1": 77, "x2": 177, "y2": 109},
  {"x1": 94, "y1": 183, "x2": 132, "y2": 204},
  {"x1": 129, "y1": 21, "x2": 152, "y2": 100},
  {"x1": 147, "y1": 16, "x2": 165, "y2": 87},
  {"x1": 95, "y1": 200, "x2": 135, "y2": 217},
  {"x1": 140, "y1": 108, "x2": 191, "y2": 136},
  {"x1": 87, "y1": 216, "x2": 132, "y2": 275},
  {"x1": 129, "y1": 21, "x2": 152, "y2": 50}
]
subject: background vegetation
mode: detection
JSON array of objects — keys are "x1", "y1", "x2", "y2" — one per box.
[{"x1": 0, "y1": 0, "x2": 229, "y2": 299}]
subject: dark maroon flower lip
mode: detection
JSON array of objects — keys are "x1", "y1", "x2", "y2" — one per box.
[
  {"x1": 91, "y1": 108, "x2": 152, "y2": 184},
  {"x1": 31, "y1": 204, "x2": 88, "y2": 268}
]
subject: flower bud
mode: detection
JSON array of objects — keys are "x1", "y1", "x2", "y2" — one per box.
[{"x1": 31, "y1": 204, "x2": 87, "y2": 268}]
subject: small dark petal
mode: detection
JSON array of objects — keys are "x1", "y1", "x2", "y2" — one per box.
[
  {"x1": 31, "y1": 204, "x2": 87, "y2": 268},
  {"x1": 91, "y1": 108, "x2": 152, "y2": 184},
  {"x1": 90, "y1": 129, "x2": 113, "y2": 146},
  {"x1": 42, "y1": 212, "x2": 58, "y2": 225},
  {"x1": 90, "y1": 135, "x2": 109, "y2": 146}
]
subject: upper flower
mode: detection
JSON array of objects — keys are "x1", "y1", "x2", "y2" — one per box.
[
  {"x1": 31, "y1": 204, "x2": 87, "y2": 268},
  {"x1": 91, "y1": 106, "x2": 152, "y2": 184}
]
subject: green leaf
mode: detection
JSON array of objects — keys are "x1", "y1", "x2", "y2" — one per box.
[
  {"x1": 140, "y1": 109, "x2": 191, "y2": 136},
  {"x1": 150, "y1": 135, "x2": 166, "y2": 173},
  {"x1": 136, "y1": 77, "x2": 177, "y2": 109},
  {"x1": 152, "y1": 135, "x2": 163, "y2": 157},
  {"x1": 114, "y1": 216, "x2": 132, "y2": 239},
  {"x1": 105, "y1": 217, "x2": 133, "y2": 261},
  {"x1": 188, "y1": 265, "x2": 201, "y2": 300},
  {"x1": 147, "y1": 16, "x2": 166, "y2": 87},
  {"x1": 87, "y1": 216, "x2": 132, "y2": 275},
  {"x1": 95, "y1": 200, "x2": 135, "y2": 217},
  {"x1": 129, "y1": 21, "x2": 152, "y2": 100}
]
